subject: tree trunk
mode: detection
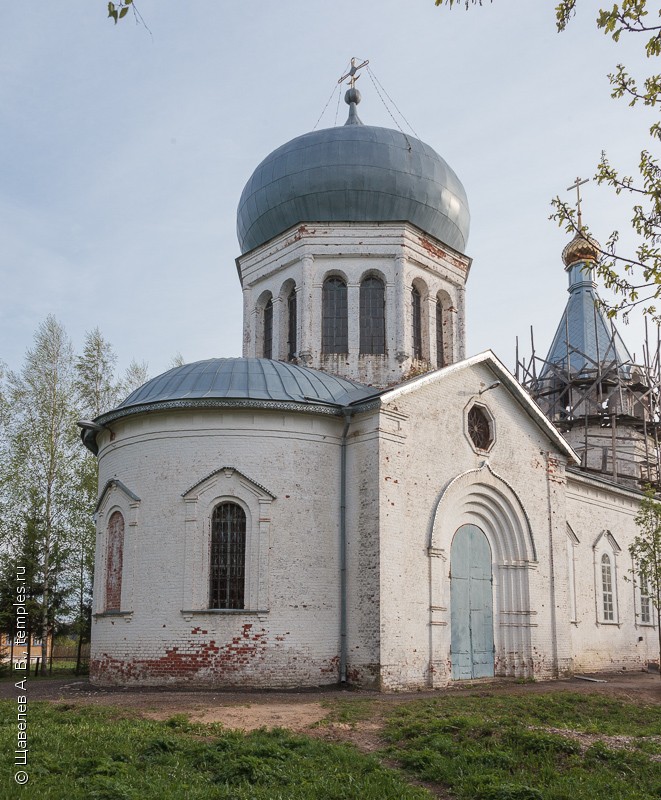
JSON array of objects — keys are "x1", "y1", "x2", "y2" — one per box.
[{"x1": 76, "y1": 547, "x2": 84, "y2": 675}]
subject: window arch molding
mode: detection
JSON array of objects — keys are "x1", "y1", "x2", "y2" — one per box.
[
  {"x1": 93, "y1": 479, "x2": 141, "y2": 618},
  {"x1": 357, "y1": 267, "x2": 387, "y2": 286},
  {"x1": 321, "y1": 268, "x2": 349, "y2": 284},
  {"x1": 181, "y1": 467, "x2": 275, "y2": 617},
  {"x1": 592, "y1": 530, "x2": 621, "y2": 625}
]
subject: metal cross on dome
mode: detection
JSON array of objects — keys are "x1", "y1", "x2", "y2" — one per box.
[
  {"x1": 567, "y1": 176, "x2": 589, "y2": 230},
  {"x1": 338, "y1": 57, "x2": 369, "y2": 88}
]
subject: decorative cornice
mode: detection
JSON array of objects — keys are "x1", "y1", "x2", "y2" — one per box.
[
  {"x1": 97, "y1": 397, "x2": 350, "y2": 427},
  {"x1": 95, "y1": 479, "x2": 141, "y2": 514}
]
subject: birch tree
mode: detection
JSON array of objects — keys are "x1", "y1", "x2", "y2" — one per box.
[
  {"x1": 119, "y1": 358, "x2": 150, "y2": 399},
  {"x1": 4, "y1": 316, "x2": 80, "y2": 673},
  {"x1": 72, "y1": 328, "x2": 121, "y2": 672}
]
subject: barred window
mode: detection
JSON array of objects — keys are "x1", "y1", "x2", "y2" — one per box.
[
  {"x1": 436, "y1": 298, "x2": 445, "y2": 368},
  {"x1": 322, "y1": 277, "x2": 348, "y2": 354},
  {"x1": 640, "y1": 578, "x2": 651, "y2": 625},
  {"x1": 105, "y1": 511, "x2": 125, "y2": 612},
  {"x1": 287, "y1": 288, "x2": 297, "y2": 361},
  {"x1": 359, "y1": 276, "x2": 385, "y2": 354},
  {"x1": 263, "y1": 299, "x2": 273, "y2": 359},
  {"x1": 411, "y1": 286, "x2": 423, "y2": 360},
  {"x1": 601, "y1": 553, "x2": 614, "y2": 621},
  {"x1": 209, "y1": 503, "x2": 246, "y2": 610}
]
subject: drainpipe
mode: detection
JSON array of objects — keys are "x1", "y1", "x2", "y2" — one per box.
[
  {"x1": 339, "y1": 408, "x2": 352, "y2": 684},
  {"x1": 545, "y1": 452, "x2": 560, "y2": 677}
]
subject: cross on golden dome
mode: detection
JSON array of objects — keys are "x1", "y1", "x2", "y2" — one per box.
[{"x1": 567, "y1": 176, "x2": 589, "y2": 230}]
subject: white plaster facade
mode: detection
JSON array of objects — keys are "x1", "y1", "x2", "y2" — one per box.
[{"x1": 88, "y1": 350, "x2": 658, "y2": 689}]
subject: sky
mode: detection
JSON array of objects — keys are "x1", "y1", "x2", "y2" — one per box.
[{"x1": 0, "y1": 1, "x2": 657, "y2": 383}]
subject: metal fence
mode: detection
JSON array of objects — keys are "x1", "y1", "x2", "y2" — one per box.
[{"x1": 1, "y1": 643, "x2": 90, "y2": 675}]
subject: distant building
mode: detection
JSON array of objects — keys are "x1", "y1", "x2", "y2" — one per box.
[
  {"x1": 1, "y1": 632, "x2": 52, "y2": 665},
  {"x1": 80, "y1": 81, "x2": 657, "y2": 689}
]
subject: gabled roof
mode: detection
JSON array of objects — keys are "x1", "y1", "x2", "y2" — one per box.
[{"x1": 375, "y1": 350, "x2": 579, "y2": 464}]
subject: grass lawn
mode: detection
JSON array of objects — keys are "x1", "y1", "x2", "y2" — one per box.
[
  {"x1": 381, "y1": 692, "x2": 661, "y2": 800},
  {"x1": 0, "y1": 702, "x2": 429, "y2": 799},
  {"x1": 1, "y1": 692, "x2": 660, "y2": 799}
]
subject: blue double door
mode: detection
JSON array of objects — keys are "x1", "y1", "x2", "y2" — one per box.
[{"x1": 450, "y1": 524, "x2": 494, "y2": 680}]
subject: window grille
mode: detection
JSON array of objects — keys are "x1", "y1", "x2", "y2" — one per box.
[
  {"x1": 359, "y1": 276, "x2": 385, "y2": 354},
  {"x1": 436, "y1": 298, "x2": 445, "y2": 368},
  {"x1": 601, "y1": 553, "x2": 614, "y2": 621},
  {"x1": 467, "y1": 405, "x2": 493, "y2": 450},
  {"x1": 209, "y1": 503, "x2": 246, "y2": 609},
  {"x1": 322, "y1": 277, "x2": 348, "y2": 354},
  {"x1": 263, "y1": 299, "x2": 273, "y2": 359},
  {"x1": 287, "y1": 288, "x2": 297, "y2": 361},
  {"x1": 411, "y1": 286, "x2": 423, "y2": 360},
  {"x1": 105, "y1": 510, "x2": 125, "y2": 611}
]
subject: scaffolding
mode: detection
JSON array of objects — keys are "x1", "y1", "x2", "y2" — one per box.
[{"x1": 516, "y1": 318, "x2": 661, "y2": 490}]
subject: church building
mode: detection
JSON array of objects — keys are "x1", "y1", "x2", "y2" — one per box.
[{"x1": 80, "y1": 74, "x2": 658, "y2": 690}]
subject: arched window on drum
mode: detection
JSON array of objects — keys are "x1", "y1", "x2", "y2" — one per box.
[
  {"x1": 359, "y1": 276, "x2": 386, "y2": 355},
  {"x1": 322, "y1": 277, "x2": 348, "y2": 354},
  {"x1": 411, "y1": 285, "x2": 423, "y2": 360}
]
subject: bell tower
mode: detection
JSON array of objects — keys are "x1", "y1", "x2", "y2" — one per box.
[{"x1": 522, "y1": 178, "x2": 661, "y2": 488}]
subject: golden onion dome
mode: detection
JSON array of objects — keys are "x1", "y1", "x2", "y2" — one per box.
[{"x1": 561, "y1": 231, "x2": 601, "y2": 267}]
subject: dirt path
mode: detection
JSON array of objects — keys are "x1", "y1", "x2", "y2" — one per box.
[
  {"x1": 1, "y1": 670, "x2": 658, "y2": 733},
  {"x1": 1, "y1": 671, "x2": 657, "y2": 800}
]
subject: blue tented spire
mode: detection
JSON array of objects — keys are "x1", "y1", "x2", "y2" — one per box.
[{"x1": 541, "y1": 238, "x2": 632, "y2": 378}]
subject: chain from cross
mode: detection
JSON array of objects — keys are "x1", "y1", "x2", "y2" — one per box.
[
  {"x1": 566, "y1": 176, "x2": 589, "y2": 230},
  {"x1": 338, "y1": 57, "x2": 369, "y2": 88}
]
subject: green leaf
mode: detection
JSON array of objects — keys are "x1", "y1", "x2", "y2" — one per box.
[{"x1": 119, "y1": 6, "x2": 129, "y2": 18}]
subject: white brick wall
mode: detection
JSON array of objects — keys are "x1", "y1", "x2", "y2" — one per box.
[
  {"x1": 92, "y1": 407, "x2": 350, "y2": 687},
  {"x1": 91, "y1": 356, "x2": 656, "y2": 690},
  {"x1": 565, "y1": 473, "x2": 657, "y2": 672},
  {"x1": 237, "y1": 222, "x2": 470, "y2": 387}
]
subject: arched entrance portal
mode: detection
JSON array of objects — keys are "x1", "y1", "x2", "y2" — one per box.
[{"x1": 450, "y1": 524, "x2": 494, "y2": 680}]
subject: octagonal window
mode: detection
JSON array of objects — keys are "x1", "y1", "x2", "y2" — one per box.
[{"x1": 467, "y1": 405, "x2": 494, "y2": 451}]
